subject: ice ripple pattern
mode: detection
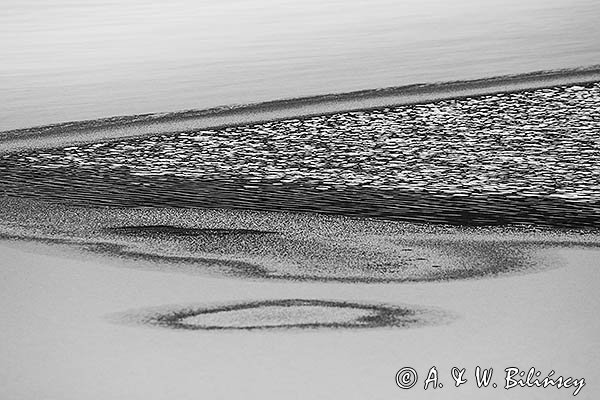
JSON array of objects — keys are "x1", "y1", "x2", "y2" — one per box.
[
  {"x1": 12, "y1": 84, "x2": 600, "y2": 200},
  {"x1": 1, "y1": 83, "x2": 599, "y2": 227}
]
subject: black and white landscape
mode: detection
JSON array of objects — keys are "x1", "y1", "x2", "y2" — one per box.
[{"x1": 1, "y1": 1, "x2": 599, "y2": 399}]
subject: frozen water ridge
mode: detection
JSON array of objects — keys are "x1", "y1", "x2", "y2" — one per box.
[{"x1": 1, "y1": 83, "x2": 599, "y2": 227}]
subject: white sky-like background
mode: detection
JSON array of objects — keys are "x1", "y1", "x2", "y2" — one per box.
[{"x1": 1, "y1": 0, "x2": 599, "y2": 130}]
